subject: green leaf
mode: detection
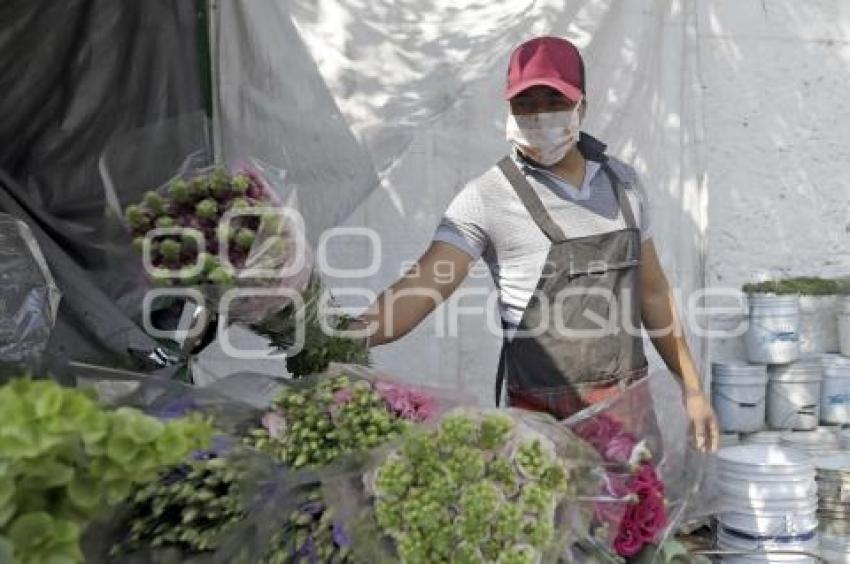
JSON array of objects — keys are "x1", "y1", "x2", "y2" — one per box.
[
  {"x1": 51, "y1": 519, "x2": 80, "y2": 544},
  {"x1": 105, "y1": 479, "x2": 131, "y2": 504},
  {"x1": 34, "y1": 385, "x2": 63, "y2": 418},
  {"x1": 126, "y1": 414, "x2": 165, "y2": 444},
  {"x1": 0, "y1": 473, "x2": 14, "y2": 506},
  {"x1": 79, "y1": 412, "x2": 108, "y2": 447},
  {"x1": 0, "y1": 502, "x2": 15, "y2": 528},
  {"x1": 0, "y1": 426, "x2": 40, "y2": 458},
  {"x1": 155, "y1": 427, "x2": 188, "y2": 461},
  {"x1": 8, "y1": 512, "x2": 53, "y2": 550},
  {"x1": 106, "y1": 434, "x2": 138, "y2": 467},
  {"x1": 66, "y1": 476, "x2": 100, "y2": 510},
  {"x1": 22, "y1": 460, "x2": 74, "y2": 488}
]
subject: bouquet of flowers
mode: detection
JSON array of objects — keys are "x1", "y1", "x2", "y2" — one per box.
[
  {"x1": 569, "y1": 412, "x2": 668, "y2": 558},
  {"x1": 0, "y1": 377, "x2": 212, "y2": 564},
  {"x1": 203, "y1": 367, "x2": 460, "y2": 564},
  {"x1": 122, "y1": 158, "x2": 311, "y2": 324},
  {"x1": 328, "y1": 407, "x2": 602, "y2": 564},
  {"x1": 71, "y1": 371, "x2": 277, "y2": 563},
  {"x1": 252, "y1": 274, "x2": 369, "y2": 378},
  {"x1": 223, "y1": 368, "x2": 453, "y2": 563}
]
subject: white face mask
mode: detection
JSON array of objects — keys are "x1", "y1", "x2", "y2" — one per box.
[{"x1": 505, "y1": 103, "x2": 582, "y2": 166}]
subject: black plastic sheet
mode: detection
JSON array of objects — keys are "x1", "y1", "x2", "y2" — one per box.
[{"x1": 0, "y1": 0, "x2": 208, "y2": 372}]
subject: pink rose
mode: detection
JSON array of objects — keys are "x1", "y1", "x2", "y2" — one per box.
[
  {"x1": 374, "y1": 380, "x2": 439, "y2": 422},
  {"x1": 604, "y1": 434, "x2": 638, "y2": 465}
]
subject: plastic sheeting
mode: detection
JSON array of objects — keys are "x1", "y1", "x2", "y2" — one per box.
[
  {"x1": 0, "y1": 214, "x2": 60, "y2": 378},
  {"x1": 0, "y1": 1, "x2": 208, "y2": 374},
  {"x1": 214, "y1": 0, "x2": 709, "y2": 397}
]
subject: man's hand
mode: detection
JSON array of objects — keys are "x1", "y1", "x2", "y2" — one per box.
[{"x1": 685, "y1": 391, "x2": 719, "y2": 453}]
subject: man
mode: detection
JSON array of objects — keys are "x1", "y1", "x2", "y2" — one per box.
[{"x1": 358, "y1": 36, "x2": 718, "y2": 452}]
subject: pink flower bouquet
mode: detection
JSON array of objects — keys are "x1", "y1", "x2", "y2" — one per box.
[{"x1": 570, "y1": 413, "x2": 668, "y2": 558}]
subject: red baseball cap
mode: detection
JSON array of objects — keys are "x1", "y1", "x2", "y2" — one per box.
[{"x1": 504, "y1": 36, "x2": 585, "y2": 102}]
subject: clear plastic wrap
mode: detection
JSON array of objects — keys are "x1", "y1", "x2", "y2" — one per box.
[
  {"x1": 314, "y1": 407, "x2": 605, "y2": 564},
  {"x1": 0, "y1": 214, "x2": 60, "y2": 378},
  {"x1": 561, "y1": 371, "x2": 718, "y2": 562},
  {"x1": 103, "y1": 150, "x2": 313, "y2": 326}
]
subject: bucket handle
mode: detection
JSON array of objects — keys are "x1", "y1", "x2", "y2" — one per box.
[
  {"x1": 748, "y1": 320, "x2": 800, "y2": 341},
  {"x1": 769, "y1": 388, "x2": 818, "y2": 414},
  {"x1": 796, "y1": 404, "x2": 817, "y2": 415},
  {"x1": 713, "y1": 388, "x2": 766, "y2": 408}
]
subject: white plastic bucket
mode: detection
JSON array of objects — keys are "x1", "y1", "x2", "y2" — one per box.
[
  {"x1": 742, "y1": 430, "x2": 785, "y2": 445},
  {"x1": 719, "y1": 476, "x2": 815, "y2": 501},
  {"x1": 721, "y1": 432, "x2": 742, "y2": 447},
  {"x1": 780, "y1": 428, "x2": 842, "y2": 455},
  {"x1": 719, "y1": 556, "x2": 816, "y2": 564},
  {"x1": 767, "y1": 361, "x2": 823, "y2": 430},
  {"x1": 716, "y1": 446, "x2": 818, "y2": 537},
  {"x1": 840, "y1": 296, "x2": 850, "y2": 356},
  {"x1": 746, "y1": 295, "x2": 802, "y2": 364},
  {"x1": 718, "y1": 556, "x2": 816, "y2": 564},
  {"x1": 821, "y1": 362, "x2": 850, "y2": 424},
  {"x1": 820, "y1": 531, "x2": 850, "y2": 564},
  {"x1": 718, "y1": 509, "x2": 818, "y2": 538},
  {"x1": 713, "y1": 364, "x2": 769, "y2": 433},
  {"x1": 799, "y1": 295, "x2": 840, "y2": 354},
  {"x1": 718, "y1": 445, "x2": 813, "y2": 475}
]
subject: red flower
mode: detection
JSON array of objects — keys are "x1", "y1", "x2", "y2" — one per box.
[
  {"x1": 610, "y1": 463, "x2": 668, "y2": 558},
  {"x1": 613, "y1": 521, "x2": 644, "y2": 557},
  {"x1": 634, "y1": 489, "x2": 667, "y2": 539}
]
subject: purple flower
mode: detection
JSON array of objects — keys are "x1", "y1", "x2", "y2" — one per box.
[
  {"x1": 332, "y1": 522, "x2": 350, "y2": 547},
  {"x1": 300, "y1": 501, "x2": 324, "y2": 516},
  {"x1": 154, "y1": 397, "x2": 200, "y2": 420},
  {"x1": 191, "y1": 434, "x2": 235, "y2": 460}
]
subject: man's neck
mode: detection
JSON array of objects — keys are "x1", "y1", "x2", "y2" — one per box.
[{"x1": 546, "y1": 146, "x2": 586, "y2": 188}]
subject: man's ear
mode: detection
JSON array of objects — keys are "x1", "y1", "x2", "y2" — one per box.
[{"x1": 579, "y1": 99, "x2": 588, "y2": 121}]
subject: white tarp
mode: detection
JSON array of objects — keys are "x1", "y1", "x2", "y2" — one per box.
[{"x1": 213, "y1": 0, "x2": 708, "y2": 404}]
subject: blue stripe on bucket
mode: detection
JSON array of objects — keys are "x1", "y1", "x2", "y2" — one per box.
[{"x1": 720, "y1": 526, "x2": 816, "y2": 544}]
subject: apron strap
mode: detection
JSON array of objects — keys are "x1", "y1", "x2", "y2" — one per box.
[
  {"x1": 602, "y1": 163, "x2": 639, "y2": 230},
  {"x1": 497, "y1": 156, "x2": 568, "y2": 243},
  {"x1": 495, "y1": 342, "x2": 507, "y2": 406}
]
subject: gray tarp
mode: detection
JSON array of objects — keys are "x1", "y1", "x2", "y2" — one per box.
[{"x1": 0, "y1": 0, "x2": 208, "y2": 376}]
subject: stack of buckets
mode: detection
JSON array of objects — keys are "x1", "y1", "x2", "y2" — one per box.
[
  {"x1": 815, "y1": 454, "x2": 850, "y2": 562},
  {"x1": 712, "y1": 293, "x2": 850, "y2": 561},
  {"x1": 716, "y1": 445, "x2": 819, "y2": 563}
]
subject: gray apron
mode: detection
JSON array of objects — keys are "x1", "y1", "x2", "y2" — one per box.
[{"x1": 495, "y1": 145, "x2": 648, "y2": 420}]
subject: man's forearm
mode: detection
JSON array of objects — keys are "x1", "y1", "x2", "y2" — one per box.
[
  {"x1": 359, "y1": 285, "x2": 443, "y2": 347},
  {"x1": 641, "y1": 286, "x2": 704, "y2": 395}
]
